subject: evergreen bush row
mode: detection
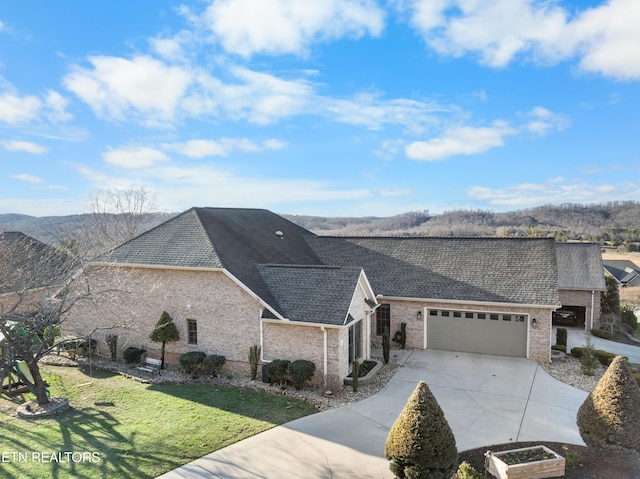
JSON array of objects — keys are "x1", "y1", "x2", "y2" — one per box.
[
  {"x1": 264, "y1": 359, "x2": 316, "y2": 390},
  {"x1": 179, "y1": 351, "x2": 226, "y2": 376}
]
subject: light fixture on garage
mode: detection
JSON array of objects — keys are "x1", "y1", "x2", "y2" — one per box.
[
  {"x1": 417, "y1": 310, "x2": 422, "y2": 320},
  {"x1": 532, "y1": 318, "x2": 537, "y2": 328}
]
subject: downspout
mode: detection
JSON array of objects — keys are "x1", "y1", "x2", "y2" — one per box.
[
  {"x1": 259, "y1": 314, "x2": 265, "y2": 362},
  {"x1": 589, "y1": 290, "x2": 595, "y2": 332},
  {"x1": 321, "y1": 326, "x2": 328, "y2": 386}
]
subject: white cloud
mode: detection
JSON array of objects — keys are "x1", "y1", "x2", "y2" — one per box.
[
  {"x1": 202, "y1": 0, "x2": 385, "y2": 57},
  {"x1": 164, "y1": 138, "x2": 286, "y2": 158},
  {"x1": 0, "y1": 92, "x2": 42, "y2": 124},
  {"x1": 405, "y1": 0, "x2": 640, "y2": 80},
  {"x1": 102, "y1": 146, "x2": 171, "y2": 169},
  {"x1": 523, "y1": 106, "x2": 570, "y2": 136},
  {"x1": 10, "y1": 174, "x2": 44, "y2": 184},
  {"x1": 44, "y1": 90, "x2": 73, "y2": 123},
  {"x1": 405, "y1": 121, "x2": 516, "y2": 161},
  {"x1": 467, "y1": 177, "x2": 640, "y2": 207},
  {"x1": 64, "y1": 56, "x2": 192, "y2": 125},
  {"x1": 2, "y1": 140, "x2": 48, "y2": 154},
  {"x1": 77, "y1": 162, "x2": 372, "y2": 213}
]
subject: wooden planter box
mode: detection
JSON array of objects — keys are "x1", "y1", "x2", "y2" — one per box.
[{"x1": 487, "y1": 445, "x2": 565, "y2": 479}]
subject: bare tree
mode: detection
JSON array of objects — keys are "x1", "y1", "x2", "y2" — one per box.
[{"x1": 0, "y1": 232, "x2": 81, "y2": 405}]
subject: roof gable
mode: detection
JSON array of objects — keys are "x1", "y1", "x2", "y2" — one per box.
[
  {"x1": 257, "y1": 264, "x2": 365, "y2": 325},
  {"x1": 555, "y1": 243, "x2": 606, "y2": 291}
]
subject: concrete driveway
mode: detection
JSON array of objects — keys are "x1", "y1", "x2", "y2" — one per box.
[
  {"x1": 157, "y1": 350, "x2": 587, "y2": 479},
  {"x1": 565, "y1": 327, "x2": 640, "y2": 363}
]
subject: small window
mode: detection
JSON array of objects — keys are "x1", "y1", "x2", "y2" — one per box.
[
  {"x1": 349, "y1": 320, "x2": 362, "y2": 364},
  {"x1": 187, "y1": 319, "x2": 198, "y2": 345},
  {"x1": 478, "y1": 313, "x2": 486, "y2": 319},
  {"x1": 465, "y1": 312, "x2": 474, "y2": 319},
  {"x1": 429, "y1": 310, "x2": 438, "y2": 316},
  {"x1": 490, "y1": 314, "x2": 499, "y2": 320},
  {"x1": 376, "y1": 304, "x2": 391, "y2": 336},
  {"x1": 503, "y1": 315, "x2": 512, "y2": 321},
  {"x1": 441, "y1": 311, "x2": 450, "y2": 317},
  {"x1": 515, "y1": 315, "x2": 526, "y2": 322},
  {"x1": 453, "y1": 311, "x2": 461, "y2": 318}
]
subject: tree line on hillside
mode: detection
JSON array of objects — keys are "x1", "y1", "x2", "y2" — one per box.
[
  {"x1": 1, "y1": 199, "x2": 639, "y2": 254},
  {"x1": 286, "y1": 201, "x2": 640, "y2": 248}
]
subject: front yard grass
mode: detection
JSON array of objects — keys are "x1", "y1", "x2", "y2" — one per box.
[{"x1": 0, "y1": 365, "x2": 317, "y2": 479}]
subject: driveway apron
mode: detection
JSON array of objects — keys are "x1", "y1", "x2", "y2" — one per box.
[{"x1": 157, "y1": 350, "x2": 587, "y2": 479}]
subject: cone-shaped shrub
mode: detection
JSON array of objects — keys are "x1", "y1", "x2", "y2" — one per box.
[
  {"x1": 385, "y1": 381, "x2": 457, "y2": 479},
  {"x1": 577, "y1": 356, "x2": 640, "y2": 463}
]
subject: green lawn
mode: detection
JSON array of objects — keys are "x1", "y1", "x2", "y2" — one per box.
[{"x1": 0, "y1": 365, "x2": 317, "y2": 479}]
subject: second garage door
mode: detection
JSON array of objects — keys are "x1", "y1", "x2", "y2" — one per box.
[{"x1": 427, "y1": 309, "x2": 528, "y2": 357}]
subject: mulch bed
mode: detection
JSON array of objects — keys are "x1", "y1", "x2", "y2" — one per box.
[{"x1": 456, "y1": 442, "x2": 639, "y2": 479}]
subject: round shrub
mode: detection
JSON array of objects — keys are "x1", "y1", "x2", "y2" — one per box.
[
  {"x1": 202, "y1": 354, "x2": 226, "y2": 377},
  {"x1": 551, "y1": 344, "x2": 566, "y2": 353},
  {"x1": 385, "y1": 381, "x2": 458, "y2": 479},
  {"x1": 180, "y1": 351, "x2": 206, "y2": 374},
  {"x1": 265, "y1": 359, "x2": 290, "y2": 386},
  {"x1": 123, "y1": 347, "x2": 146, "y2": 364},
  {"x1": 577, "y1": 356, "x2": 640, "y2": 465},
  {"x1": 288, "y1": 359, "x2": 315, "y2": 390}
]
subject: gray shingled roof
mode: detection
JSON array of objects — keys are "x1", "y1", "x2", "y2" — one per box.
[
  {"x1": 603, "y1": 259, "x2": 640, "y2": 285},
  {"x1": 555, "y1": 243, "x2": 606, "y2": 291},
  {"x1": 99, "y1": 209, "x2": 222, "y2": 268},
  {"x1": 98, "y1": 207, "x2": 323, "y2": 311},
  {"x1": 0, "y1": 231, "x2": 76, "y2": 294},
  {"x1": 257, "y1": 265, "x2": 364, "y2": 325},
  {"x1": 306, "y1": 236, "x2": 560, "y2": 306}
]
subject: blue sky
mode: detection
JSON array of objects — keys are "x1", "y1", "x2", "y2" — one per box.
[{"x1": 0, "y1": 0, "x2": 639, "y2": 217}]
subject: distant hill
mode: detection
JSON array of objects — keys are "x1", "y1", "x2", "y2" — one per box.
[{"x1": 1, "y1": 201, "x2": 639, "y2": 251}]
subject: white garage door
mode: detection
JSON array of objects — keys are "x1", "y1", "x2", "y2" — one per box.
[{"x1": 427, "y1": 310, "x2": 527, "y2": 357}]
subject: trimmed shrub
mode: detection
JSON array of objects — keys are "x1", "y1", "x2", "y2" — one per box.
[
  {"x1": 556, "y1": 327, "x2": 567, "y2": 347},
  {"x1": 265, "y1": 359, "x2": 290, "y2": 386},
  {"x1": 123, "y1": 347, "x2": 146, "y2": 364},
  {"x1": 288, "y1": 359, "x2": 315, "y2": 390},
  {"x1": 571, "y1": 347, "x2": 585, "y2": 358},
  {"x1": 149, "y1": 311, "x2": 180, "y2": 369},
  {"x1": 179, "y1": 351, "x2": 206, "y2": 374},
  {"x1": 551, "y1": 344, "x2": 566, "y2": 353},
  {"x1": 595, "y1": 349, "x2": 616, "y2": 366},
  {"x1": 577, "y1": 356, "x2": 640, "y2": 465},
  {"x1": 385, "y1": 381, "x2": 458, "y2": 479},
  {"x1": 400, "y1": 322, "x2": 407, "y2": 349},
  {"x1": 591, "y1": 328, "x2": 613, "y2": 340},
  {"x1": 202, "y1": 354, "x2": 226, "y2": 377}
]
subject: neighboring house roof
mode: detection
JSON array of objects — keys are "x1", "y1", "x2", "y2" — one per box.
[
  {"x1": 0, "y1": 231, "x2": 75, "y2": 295},
  {"x1": 555, "y1": 243, "x2": 606, "y2": 291},
  {"x1": 603, "y1": 260, "x2": 640, "y2": 285},
  {"x1": 306, "y1": 236, "x2": 560, "y2": 306},
  {"x1": 257, "y1": 265, "x2": 367, "y2": 326}
]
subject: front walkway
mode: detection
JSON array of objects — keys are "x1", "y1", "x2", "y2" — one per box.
[{"x1": 157, "y1": 350, "x2": 587, "y2": 479}]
